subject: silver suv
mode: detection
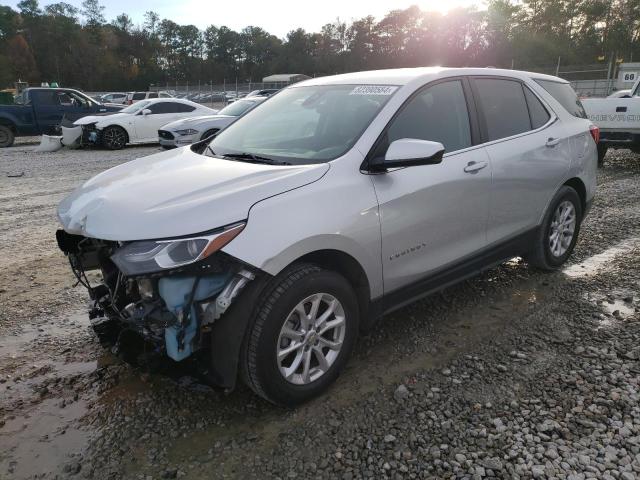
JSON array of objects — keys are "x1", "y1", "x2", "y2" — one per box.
[{"x1": 57, "y1": 68, "x2": 598, "y2": 405}]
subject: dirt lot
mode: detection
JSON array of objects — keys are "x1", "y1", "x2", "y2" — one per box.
[{"x1": 0, "y1": 141, "x2": 639, "y2": 480}]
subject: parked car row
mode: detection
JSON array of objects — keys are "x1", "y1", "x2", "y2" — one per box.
[
  {"x1": 56, "y1": 67, "x2": 599, "y2": 405},
  {"x1": 0, "y1": 85, "x2": 279, "y2": 149},
  {"x1": 74, "y1": 98, "x2": 216, "y2": 149},
  {"x1": 75, "y1": 91, "x2": 276, "y2": 150}
]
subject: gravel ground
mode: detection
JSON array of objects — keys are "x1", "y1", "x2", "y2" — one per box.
[{"x1": 0, "y1": 143, "x2": 639, "y2": 480}]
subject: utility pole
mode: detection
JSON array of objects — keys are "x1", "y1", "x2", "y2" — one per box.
[{"x1": 555, "y1": 56, "x2": 561, "y2": 77}]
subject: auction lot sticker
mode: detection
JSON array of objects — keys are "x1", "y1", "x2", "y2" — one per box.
[{"x1": 350, "y1": 85, "x2": 398, "y2": 95}]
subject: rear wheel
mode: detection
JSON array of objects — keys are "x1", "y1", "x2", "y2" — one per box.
[
  {"x1": 241, "y1": 264, "x2": 359, "y2": 406},
  {"x1": 527, "y1": 186, "x2": 582, "y2": 271},
  {"x1": 101, "y1": 126, "x2": 127, "y2": 150},
  {"x1": 0, "y1": 125, "x2": 15, "y2": 148},
  {"x1": 597, "y1": 144, "x2": 608, "y2": 168}
]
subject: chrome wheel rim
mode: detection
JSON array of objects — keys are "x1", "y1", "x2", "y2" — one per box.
[
  {"x1": 103, "y1": 128, "x2": 126, "y2": 148},
  {"x1": 277, "y1": 293, "x2": 346, "y2": 385},
  {"x1": 549, "y1": 200, "x2": 576, "y2": 257}
]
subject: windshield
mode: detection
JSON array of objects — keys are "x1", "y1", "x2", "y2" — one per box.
[
  {"x1": 218, "y1": 100, "x2": 257, "y2": 117},
  {"x1": 205, "y1": 84, "x2": 396, "y2": 164},
  {"x1": 120, "y1": 100, "x2": 151, "y2": 114}
]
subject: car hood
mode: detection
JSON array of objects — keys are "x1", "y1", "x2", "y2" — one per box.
[
  {"x1": 163, "y1": 115, "x2": 235, "y2": 131},
  {"x1": 57, "y1": 147, "x2": 329, "y2": 241},
  {"x1": 74, "y1": 112, "x2": 130, "y2": 126}
]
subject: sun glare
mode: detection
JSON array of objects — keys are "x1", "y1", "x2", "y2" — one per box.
[{"x1": 416, "y1": 0, "x2": 485, "y2": 14}]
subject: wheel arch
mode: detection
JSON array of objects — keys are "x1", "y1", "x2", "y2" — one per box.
[
  {"x1": 292, "y1": 249, "x2": 372, "y2": 331},
  {"x1": 200, "y1": 127, "x2": 220, "y2": 141},
  {"x1": 563, "y1": 177, "x2": 587, "y2": 213},
  {"x1": 0, "y1": 116, "x2": 17, "y2": 133}
]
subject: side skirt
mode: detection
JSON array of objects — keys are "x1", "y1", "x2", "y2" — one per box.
[{"x1": 369, "y1": 227, "x2": 539, "y2": 319}]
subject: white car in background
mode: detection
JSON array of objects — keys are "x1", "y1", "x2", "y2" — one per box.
[
  {"x1": 99, "y1": 93, "x2": 128, "y2": 104},
  {"x1": 158, "y1": 96, "x2": 266, "y2": 148},
  {"x1": 74, "y1": 98, "x2": 216, "y2": 150},
  {"x1": 126, "y1": 91, "x2": 174, "y2": 104}
]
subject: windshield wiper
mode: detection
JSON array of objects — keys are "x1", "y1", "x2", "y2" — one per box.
[{"x1": 222, "y1": 152, "x2": 291, "y2": 165}]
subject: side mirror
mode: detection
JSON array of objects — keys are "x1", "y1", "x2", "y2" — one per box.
[
  {"x1": 375, "y1": 139, "x2": 445, "y2": 170},
  {"x1": 141, "y1": 108, "x2": 152, "y2": 116}
]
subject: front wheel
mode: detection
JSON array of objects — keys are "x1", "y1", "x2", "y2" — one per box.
[
  {"x1": 201, "y1": 128, "x2": 219, "y2": 141},
  {"x1": 101, "y1": 126, "x2": 127, "y2": 150},
  {"x1": 527, "y1": 186, "x2": 582, "y2": 271},
  {"x1": 241, "y1": 264, "x2": 359, "y2": 406}
]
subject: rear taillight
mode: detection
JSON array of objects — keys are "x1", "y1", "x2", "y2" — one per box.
[
  {"x1": 128, "y1": 99, "x2": 132, "y2": 105},
  {"x1": 589, "y1": 125, "x2": 600, "y2": 144}
]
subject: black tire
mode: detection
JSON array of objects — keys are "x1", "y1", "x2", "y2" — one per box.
[
  {"x1": 101, "y1": 126, "x2": 128, "y2": 150},
  {"x1": 161, "y1": 145, "x2": 175, "y2": 150},
  {"x1": 597, "y1": 144, "x2": 608, "y2": 168},
  {"x1": 201, "y1": 129, "x2": 219, "y2": 141},
  {"x1": 240, "y1": 263, "x2": 359, "y2": 406},
  {"x1": 0, "y1": 125, "x2": 15, "y2": 148},
  {"x1": 527, "y1": 186, "x2": 583, "y2": 271}
]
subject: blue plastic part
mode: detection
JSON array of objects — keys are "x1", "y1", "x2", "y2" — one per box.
[{"x1": 158, "y1": 273, "x2": 231, "y2": 361}]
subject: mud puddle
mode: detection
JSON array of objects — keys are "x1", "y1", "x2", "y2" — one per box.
[
  {"x1": 0, "y1": 312, "x2": 99, "y2": 479},
  {"x1": 583, "y1": 290, "x2": 638, "y2": 328},
  {"x1": 0, "y1": 399, "x2": 89, "y2": 478}
]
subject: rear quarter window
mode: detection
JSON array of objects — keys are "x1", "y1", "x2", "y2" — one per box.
[
  {"x1": 535, "y1": 80, "x2": 587, "y2": 119},
  {"x1": 132, "y1": 93, "x2": 146, "y2": 100}
]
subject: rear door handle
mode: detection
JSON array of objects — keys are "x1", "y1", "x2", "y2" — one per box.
[
  {"x1": 546, "y1": 137, "x2": 561, "y2": 147},
  {"x1": 463, "y1": 160, "x2": 488, "y2": 173}
]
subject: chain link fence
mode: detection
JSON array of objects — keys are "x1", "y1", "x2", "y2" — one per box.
[{"x1": 148, "y1": 82, "x2": 289, "y2": 109}]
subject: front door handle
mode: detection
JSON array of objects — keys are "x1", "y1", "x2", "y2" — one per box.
[
  {"x1": 463, "y1": 160, "x2": 488, "y2": 173},
  {"x1": 546, "y1": 137, "x2": 561, "y2": 147}
]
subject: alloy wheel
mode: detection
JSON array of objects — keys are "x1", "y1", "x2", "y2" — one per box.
[
  {"x1": 549, "y1": 200, "x2": 576, "y2": 257},
  {"x1": 103, "y1": 128, "x2": 126, "y2": 149},
  {"x1": 276, "y1": 293, "x2": 346, "y2": 385}
]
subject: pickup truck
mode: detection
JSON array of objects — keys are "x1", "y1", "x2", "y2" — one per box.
[
  {"x1": 0, "y1": 87, "x2": 123, "y2": 147},
  {"x1": 582, "y1": 78, "x2": 640, "y2": 166}
]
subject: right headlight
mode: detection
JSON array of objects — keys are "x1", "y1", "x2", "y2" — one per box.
[{"x1": 111, "y1": 222, "x2": 245, "y2": 276}]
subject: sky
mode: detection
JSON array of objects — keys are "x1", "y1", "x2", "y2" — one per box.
[{"x1": 4, "y1": 0, "x2": 486, "y2": 38}]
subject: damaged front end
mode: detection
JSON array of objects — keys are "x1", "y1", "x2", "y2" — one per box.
[
  {"x1": 55, "y1": 223, "x2": 256, "y2": 384},
  {"x1": 79, "y1": 122, "x2": 101, "y2": 146}
]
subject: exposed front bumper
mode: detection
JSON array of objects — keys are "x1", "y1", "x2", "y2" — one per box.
[{"x1": 56, "y1": 229, "x2": 254, "y2": 368}]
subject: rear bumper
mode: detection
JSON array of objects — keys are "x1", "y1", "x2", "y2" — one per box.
[{"x1": 599, "y1": 131, "x2": 640, "y2": 148}]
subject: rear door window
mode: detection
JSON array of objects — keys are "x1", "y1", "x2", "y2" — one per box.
[
  {"x1": 148, "y1": 102, "x2": 174, "y2": 114},
  {"x1": 534, "y1": 80, "x2": 587, "y2": 118},
  {"x1": 386, "y1": 80, "x2": 472, "y2": 153},
  {"x1": 473, "y1": 78, "x2": 531, "y2": 142}
]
